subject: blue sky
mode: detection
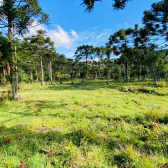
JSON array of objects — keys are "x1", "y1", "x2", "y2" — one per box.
[{"x1": 30, "y1": 0, "x2": 160, "y2": 58}]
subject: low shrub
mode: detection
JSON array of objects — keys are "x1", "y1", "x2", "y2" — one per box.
[
  {"x1": 0, "y1": 90, "x2": 12, "y2": 102},
  {"x1": 157, "y1": 81, "x2": 167, "y2": 87},
  {"x1": 118, "y1": 86, "x2": 158, "y2": 94}
]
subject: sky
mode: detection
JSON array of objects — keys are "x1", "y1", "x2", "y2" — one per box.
[{"x1": 28, "y1": 0, "x2": 161, "y2": 58}]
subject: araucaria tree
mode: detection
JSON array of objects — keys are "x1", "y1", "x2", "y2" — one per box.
[
  {"x1": 94, "y1": 46, "x2": 105, "y2": 78},
  {"x1": 44, "y1": 41, "x2": 57, "y2": 85},
  {"x1": 28, "y1": 30, "x2": 52, "y2": 86},
  {"x1": 143, "y1": 0, "x2": 168, "y2": 47},
  {"x1": 108, "y1": 28, "x2": 135, "y2": 82},
  {"x1": 0, "y1": 0, "x2": 49, "y2": 99},
  {"x1": 75, "y1": 45, "x2": 94, "y2": 78}
]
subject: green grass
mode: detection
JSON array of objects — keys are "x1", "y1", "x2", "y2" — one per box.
[{"x1": 0, "y1": 79, "x2": 168, "y2": 168}]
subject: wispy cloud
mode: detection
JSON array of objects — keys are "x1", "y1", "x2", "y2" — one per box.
[
  {"x1": 124, "y1": 22, "x2": 128, "y2": 26},
  {"x1": 28, "y1": 21, "x2": 79, "y2": 49},
  {"x1": 117, "y1": 22, "x2": 129, "y2": 28},
  {"x1": 77, "y1": 28, "x2": 112, "y2": 46},
  {"x1": 28, "y1": 22, "x2": 113, "y2": 58},
  {"x1": 60, "y1": 28, "x2": 112, "y2": 58},
  {"x1": 71, "y1": 30, "x2": 79, "y2": 39}
]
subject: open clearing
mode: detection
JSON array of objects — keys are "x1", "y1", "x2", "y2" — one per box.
[{"x1": 0, "y1": 80, "x2": 168, "y2": 168}]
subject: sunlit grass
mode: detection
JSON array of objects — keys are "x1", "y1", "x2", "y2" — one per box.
[{"x1": 0, "y1": 79, "x2": 168, "y2": 167}]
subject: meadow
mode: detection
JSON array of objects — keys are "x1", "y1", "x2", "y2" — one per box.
[{"x1": 0, "y1": 79, "x2": 168, "y2": 168}]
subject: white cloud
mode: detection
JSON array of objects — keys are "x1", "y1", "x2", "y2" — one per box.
[
  {"x1": 96, "y1": 34, "x2": 104, "y2": 39},
  {"x1": 27, "y1": 21, "x2": 79, "y2": 49},
  {"x1": 80, "y1": 29, "x2": 112, "y2": 46},
  {"x1": 27, "y1": 24, "x2": 113, "y2": 57},
  {"x1": 76, "y1": 28, "x2": 112, "y2": 46},
  {"x1": 124, "y1": 22, "x2": 128, "y2": 26},
  {"x1": 71, "y1": 30, "x2": 79, "y2": 39},
  {"x1": 96, "y1": 29, "x2": 111, "y2": 41},
  {"x1": 48, "y1": 26, "x2": 72, "y2": 49},
  {"x1": 28, "y1": 21, "x2": 46, "y2": 35},
  {"x1": 64, "y1": 52, "x2": 75, "y2": 58},
  {"x1": 117, "y1": 22, "x2": 129, "y2": 28}
]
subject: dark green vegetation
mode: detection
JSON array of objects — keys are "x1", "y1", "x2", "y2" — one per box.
[{"x1": 0, "y1": 80, "x2": 168, "y2": 167}]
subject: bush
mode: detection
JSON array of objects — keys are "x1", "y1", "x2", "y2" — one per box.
[
  {"x1": 157, "y1": 81, "x2": 167, "y2": 87},
  {"x1": 0, "y1": 90, "x2": 12, "y2": 102},
  {"x1": 19, "y1": 73, "x2": 30, "y2": 83},
  {"x1": 61, "y1": 74, "x2": 71, "y2": 81},
  {"x1": 55, "y1": 72, "x2": 61, "y2": 81},
  {"x1": 118, "y1": 86, "x2": 158, "y2": 94}
]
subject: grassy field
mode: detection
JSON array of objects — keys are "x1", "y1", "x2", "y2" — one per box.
[{"x1": 0, "y1": 79, "x2": 168, "y2": 168}]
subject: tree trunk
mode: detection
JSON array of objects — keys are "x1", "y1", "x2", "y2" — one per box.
[
  {"x1": 98, "y1": 63, "x2": 101, "y2": 78},
  {"x1": 95, "y1": 71, "x2": 97, "y2": 80},
  {"x1": 125, "y1": 61, "x2": 129, "y2": 83},
  {"x1": 8, "y1": 22, "x2": 18, "y2": 99},
  {"x1": 40, "y1": 53, "x2": 44, "y2": 86},
  {"x1": 49, "y1": 60, "x2": 52, "y2": 84},
  {"x1": 0, "y1": 71, "x2": 3, "y2": 84},
  {"x1": 139, "y1": 63, "x2": 141, "y2": 80},
  {"x1": 48, "y1": 63, "x2": 50, "y2": 82},
  {"x1": 86, "y1": 55, "x2": 88, "y2": 78},
  {"x1": 71, "y1": 71, "x2": 74, "y2": 84},
  {"x1": 36, "y1": 67, "x2": 38, "y2": 82},
  {"x1": 153, "y1": 67, "x2": 157, "y2": 85},
  {"x1": 30, "y1": 67, "x2": 33, "y2": 84},
  {"x1": 15, "y1": 44, "x2": 19, "y2": 97},
  {"x1": 107, "y1": 57, "x2": 110, "y2": 85},
  {"x1": 2, "y1": 67, "x2": 6, "y2": 84}
]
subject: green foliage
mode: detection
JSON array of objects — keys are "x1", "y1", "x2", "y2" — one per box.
[
  {"x1": 0, "y1": 90, "x2": 12, "y2": 102},
  {"x1": 0, "y1": 0, "x2": 49, "y2": 36},
  {"x1": 157, "y1": 81, "x2": 167, "y2": 87},
  {"x1": 61, "y1": 74, "x2": 71, "y2": 81},
  {"x1": 118, "y1": 85, "x2": 158, "y2": 94},
  {"x1": 143, "y1": 0, "x2": 168, "y2": 44},
  {"x1": 55, "y1": 72, "x2": 61, "y2": 81},
  {"x1": 19, "y1": 73, "x2": 30, "y2": 83},
  {"x1": 0, "y1": 35, "x2": 12, "y2": 68}
]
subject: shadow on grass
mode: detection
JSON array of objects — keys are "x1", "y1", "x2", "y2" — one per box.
[
  {"x1": 0, "y1": 125, "x2": 117, "y2": 167},
  {"x1": 0, "y1": 116, "x2": 167, "y2": 167},
  {"x1": 48, "y1": 80, "x2": 123, "y2": 91},
  {"x1": 47, "y1": 79, "x2": 165, "y2": 92},
  {"x1": 0, "y1": 100, "x2": 68, "y2": 124}
]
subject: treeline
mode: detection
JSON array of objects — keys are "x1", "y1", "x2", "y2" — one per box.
[
  {"x1": 74, "y1": 0, "x2": 168, "y2": 84},
  {"x1": 0, "y1": 30, "x2": 167, "y2": 88},
  {"x1": 0, "y1": 0, "x2": 168, "y2": 100}
]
